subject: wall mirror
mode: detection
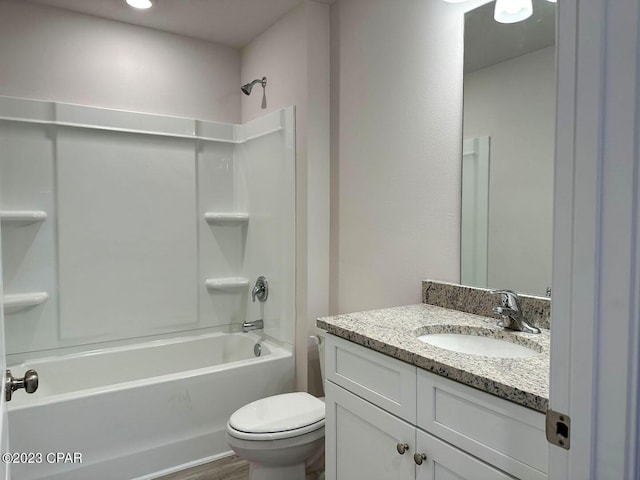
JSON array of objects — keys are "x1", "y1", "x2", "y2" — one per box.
[{"x1": 461, "y1": 0, "x2": 556, "y2": 297}]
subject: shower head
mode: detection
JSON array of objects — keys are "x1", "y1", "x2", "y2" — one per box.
[{"x1": 241, "y1": 77, "x2": 267, "y2": 95}]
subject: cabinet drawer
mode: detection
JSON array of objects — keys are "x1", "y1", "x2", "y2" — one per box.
[
  {"x1": 416, "y1": 429, "x2": 517, "y2": 480},
  {"x1": 417, "y1": 370, "x2": 548, "y2": 480},
  {"x1": 326, "y1": 335, "x2": 416, "y2": 422}
]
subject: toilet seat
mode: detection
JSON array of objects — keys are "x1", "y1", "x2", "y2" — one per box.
[{"x1": 227, "y1": 392, "x2": 325, "y2": 441}]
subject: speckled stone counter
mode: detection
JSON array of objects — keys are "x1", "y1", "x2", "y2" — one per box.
[{"x1": 317, "y1": 304, "x2": 550, "y2": 413}]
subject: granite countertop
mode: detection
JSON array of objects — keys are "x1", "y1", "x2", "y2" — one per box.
[{"x1": 317, "y1": 304, "x2": 550, "y2": 413}]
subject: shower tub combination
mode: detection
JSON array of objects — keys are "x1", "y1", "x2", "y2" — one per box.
[
  {"x1": 0, "y1": 97, "x2": 296, "y2": 479},
  {"x1": 8, "y1": 332, "x2": 293, "y2": 480}
]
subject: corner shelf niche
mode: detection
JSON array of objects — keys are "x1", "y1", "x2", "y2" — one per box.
[
  {"x1": 205, "y1": 277, "x2": 249, "y2": 290},
  {"x1": 3, "y1": 292, "x2": 49, "y2": 314},
  {"x1": 204, "y1": 213, "x2": 249, "y2": 224},
  {"x1": 0, "y1": 210, "x2": 47, "y2": 226}
]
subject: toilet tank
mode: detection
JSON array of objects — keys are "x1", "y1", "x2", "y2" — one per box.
[
  {"x1": 309, "y1": 333, "x2": 326, "y2": 397},
  {"x1": 318, "y1": 333, "x2": 326, "y2": 386}
]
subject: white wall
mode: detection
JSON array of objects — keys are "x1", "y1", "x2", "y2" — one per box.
[
  {"x1": 241, "y1": 1, "x2": 330, "y2": 392},
  {"x1": 330, "y1": 0, "x2": 467, "y2": 314},
  {"x1": 241, "y1": 4, "x2": 307, "y2": 124},
  {"x1": 0, "y1": 0, "x2": 240, "y2": 123},
  {"x1": 464, "y1": 46, "x2": 555, "y2": 296}
]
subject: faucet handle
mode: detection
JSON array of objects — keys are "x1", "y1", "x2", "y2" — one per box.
[
  {"x1": 490, "y1": 289, "x2": 521, "y2": 309},
  {"x1": 490, "y1": 289, "x2": 540, "y2": 334},
  {"x1": 490, "y1": 288, "x2": 518, "y2": 296},
  {"x1": 251, "y1": 276, "x2": 269, "y2": 303}
]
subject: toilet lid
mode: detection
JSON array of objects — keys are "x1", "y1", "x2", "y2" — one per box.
[{"x1": 229, "y1": 392, "x2": 325, "y2": 434}]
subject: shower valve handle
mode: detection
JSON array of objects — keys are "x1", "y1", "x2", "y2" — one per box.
[
  {"x1": 5, "y1": 368, "x2": 38, "y2": 402},
  {"x1": 252, "y1": 276, "x2": 269, "y2": 303}
]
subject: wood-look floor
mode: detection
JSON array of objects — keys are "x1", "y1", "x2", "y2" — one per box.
[{"x1": 157, "y1": 455, "x2": 249, "y2": 480}]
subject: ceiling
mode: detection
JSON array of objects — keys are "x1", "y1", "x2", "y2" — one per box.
[
  {"x1": 464, "y1": 0, "x2": 556, "y2": 74},
  {"x1": 26, "y1": 0, "x2": 554, "y2": 73},
  {"x1": 26, "y1": 0, "x2": 310, "y2": 48}
]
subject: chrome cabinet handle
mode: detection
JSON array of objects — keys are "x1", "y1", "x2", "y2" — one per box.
[
  {"x1": 5, "y1": 369, "x2": 38, "y2": 402},
  {"x1": 396, "y1": 443, "x2": 409, "y2": 455},
  {"x1": 413, "y1": 453, "x2": 427, "y2": 465}
]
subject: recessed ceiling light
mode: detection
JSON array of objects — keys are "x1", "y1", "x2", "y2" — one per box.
[{"x1": 126, "y1": 0, "x2": 153, "y2": 9}]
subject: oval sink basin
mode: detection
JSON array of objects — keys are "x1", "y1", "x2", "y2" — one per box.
[{"x1": 417, "y1": 333, "x2": 538, "y2": 358}]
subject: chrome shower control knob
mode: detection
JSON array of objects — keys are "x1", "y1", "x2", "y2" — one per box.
[
  {"x1": 413, "y1": 453, "x2": 427, "y2": 465},
  {"x1": 396, "y1": 443, "x2": 409, "y2": 455},
  {"x1": 5, "y1": 369, "x2": 38, "y2": 402},
  {"x1": 251, "y1": 276, "x2": 269, "y2": 303}
]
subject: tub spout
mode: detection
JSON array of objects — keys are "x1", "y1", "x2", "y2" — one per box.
[{"x1": 242, "y1": 320, "x2": 264, "y2": 333}]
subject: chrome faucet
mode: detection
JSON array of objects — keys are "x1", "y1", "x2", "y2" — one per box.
[
  {"x1": 242, "y1": 319, "x2": 264, "y2": 333},
  {"x1": 251, "y1": 276, "x2": 269, "y2": 303},
  {"x1": 490, "y1": 289, "x2": 541, "y2": 334}
]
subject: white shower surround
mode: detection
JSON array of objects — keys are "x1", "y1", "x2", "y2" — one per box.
[{"x1": 0, "y1": 96, "x2": 296, "y2": 361}]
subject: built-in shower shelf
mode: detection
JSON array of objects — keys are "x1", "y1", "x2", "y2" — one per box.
[
  {"x1": 0, "y1": 210, "x2": 47, "y2": 226},
  {"x1": 3, "y1": 292, "x2": 49, "y2": 314},
  {"x1": 205, "y1": 278, "x2": 249, "y2": 290},
  {"x1": 204, "y1": 213, "x2": 249, "y2": 224}
]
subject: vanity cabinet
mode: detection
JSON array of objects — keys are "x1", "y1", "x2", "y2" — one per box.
[
  {"x1": 324, "y1": 334, "x2": 548, "y2": 480},
  {"x1": 326, "y1": 381, "x2": 516, "y2": 480},
  {"x1": 325, "y1": 381, "x2": 415, "y2": 479}
]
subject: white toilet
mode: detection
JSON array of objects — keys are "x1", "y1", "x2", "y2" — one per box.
[{"x1": 226, "y1": 335, "x2": 326, "y2": 480}]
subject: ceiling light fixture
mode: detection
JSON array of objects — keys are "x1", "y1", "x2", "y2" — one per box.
[
  {"x1": 494, "y1": 0, "x2": 533, "y2": 23},
  {"x1": 126, "y1": 0, "x2": 153, "y2": 9}
]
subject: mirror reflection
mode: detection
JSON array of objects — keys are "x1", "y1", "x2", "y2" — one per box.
[{"x1": 461, "y1": 0, "x2": 556, "y2": 297}]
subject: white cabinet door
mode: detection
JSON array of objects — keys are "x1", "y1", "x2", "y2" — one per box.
[
  {"x1": 415, "y1": 429, "x2": 516, "y2": 480},
  {"x1": 325, "y1": 380, "x2": 415, "y2": 480}
]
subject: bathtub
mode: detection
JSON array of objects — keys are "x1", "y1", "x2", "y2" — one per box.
[{"x1": 6, "y1": 332, "x2": 294, "y2": 480}]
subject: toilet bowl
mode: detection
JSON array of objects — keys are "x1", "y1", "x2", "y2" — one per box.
[
  {"x1": 226, "y1": 334, "x2": 327, "y2": 480},
  {"x1": 226, "y1": 392, "x2": 325, "y2": 480}
]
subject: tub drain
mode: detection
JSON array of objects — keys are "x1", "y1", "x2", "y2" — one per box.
[{"x1": 254, "y1": 343, "x2": 262, "y2": 357}]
